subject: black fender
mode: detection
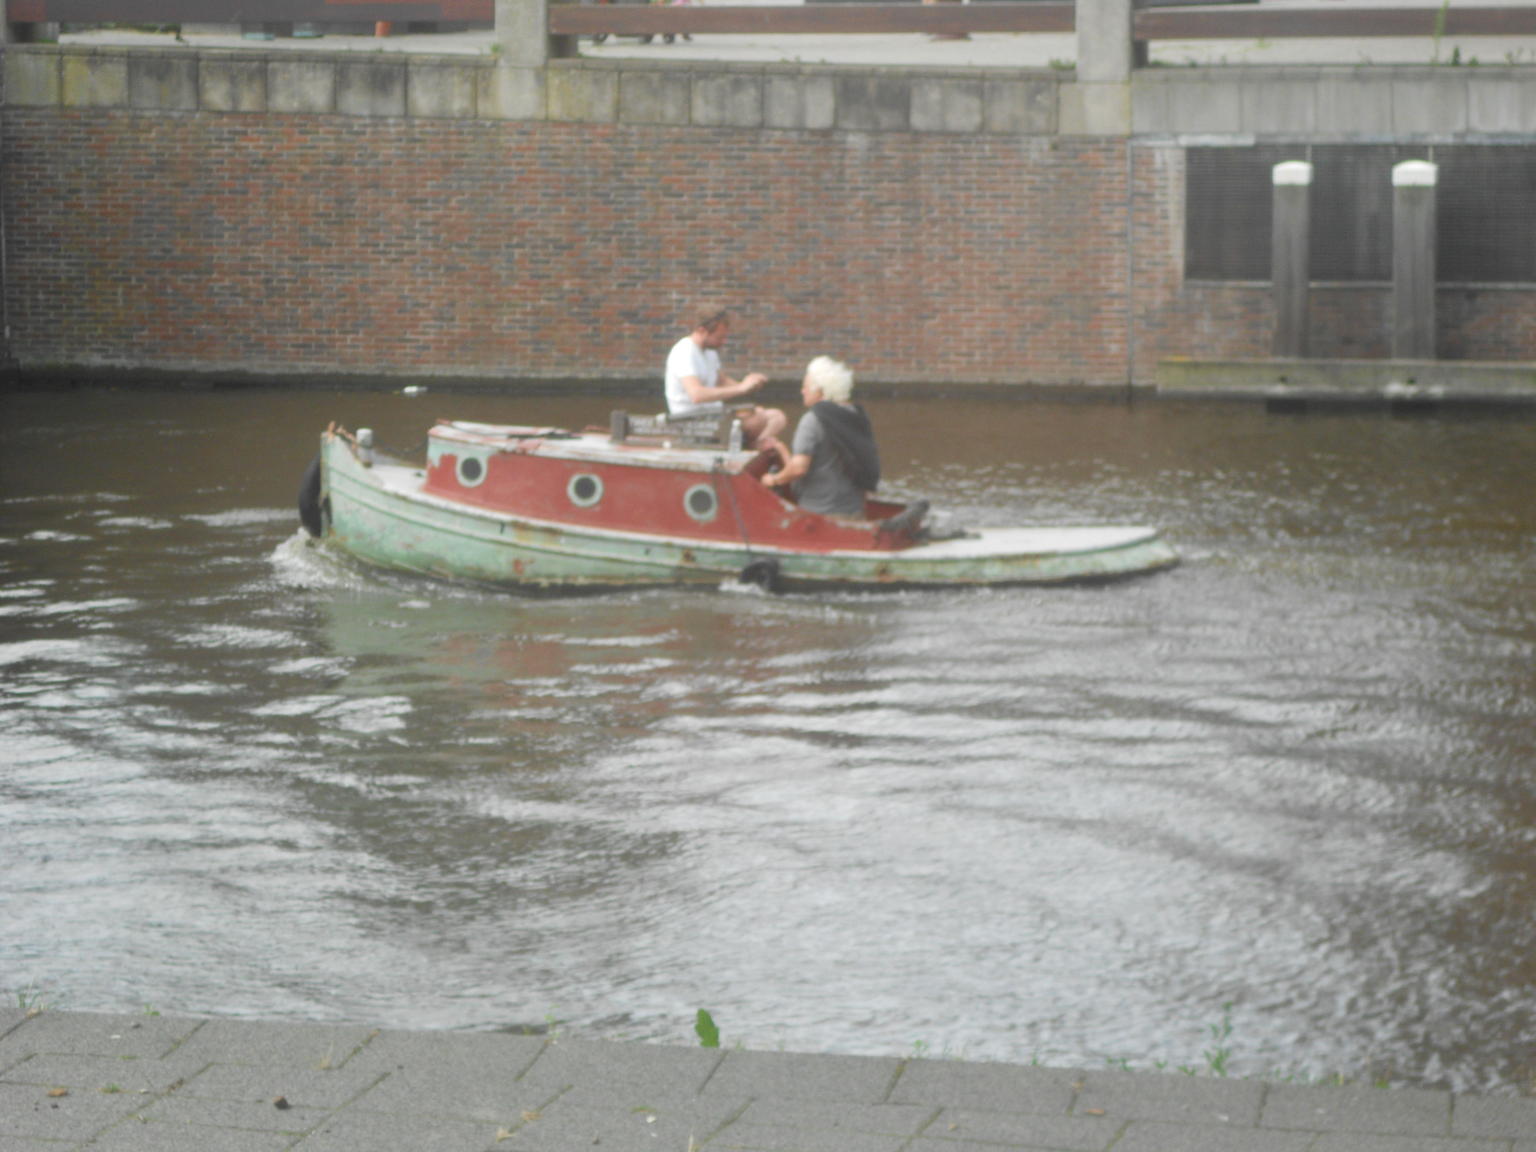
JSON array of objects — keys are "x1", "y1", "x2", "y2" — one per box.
[
  {"x1": 298, "y1": 456, "x2": 324, "y2": 537},
  {"x1": 737, "y1": 557, "x2": 782, "y2": 594}
]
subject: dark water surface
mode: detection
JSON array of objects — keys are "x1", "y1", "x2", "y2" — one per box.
[{"x1": 2, "y1": 387, "x2": 1533, "y2": 1093}]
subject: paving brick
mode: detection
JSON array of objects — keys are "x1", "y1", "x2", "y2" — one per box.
[
  {"x1": 0, "y1": 1079, "x2": 145, "y2": 1142},
  {"x1": 166, "y1": 1020, "x2": 380, "y2": 1072},
  {"x1": 288, "y1": 1107, "x2": 507, "y2": 1150},
  {"x1": 136, "y1": 1093, "x2": 325, "y2": 1134},
  {"x1": 1452, "y1": 1094, "x2": 1536, "y2": 1140},
  {"x1": 2, "y1": 1051, "x2": 205, "y2": 1096},
  {"x1": 925, "y1": 1107, "x2": 1121, "y2": 1150},
  {"x1": 519, "y1": 1036, "x2": 722, "y2": 1096},
  {"x1": 342, "y1": 1030, "x2": 547, "y2": 1119},
  {"x1": 1076, "y1": 1071, "x2": 1264, "y2": 1127},
  {"x1": 178, "y1": 1059, "x2": 383, "y2": 1109},
  {"x1": 1262, "y1": 1083, "x2": 1451, "y2": 1136},
  {"x1": 1111, "y1": 1119, "x2": 1314, "y2": 1152},
  {"x1": 485, "y1": 1093, "x2": 737, "y2": 1152},
  {"x1": 488, "y1": 1098, "x2": 730, "y2": 1151},
  {"x1": 1310, "y1": 1136, "x2": 1514, "y2": 1152},
  {"x1": 349, "y1": 1028, "x2": 545, "y2": 1083},
  {"x1": 891, "y1": 1060, "x2": 1077, "y2": 1114},
  {"x1": 709, "y1": 1120, "x2": 908, "y2": 1152},
  {"x1": 705, "y1": 1050, "x2": 902, "y2": 1104},
  {"x1": 0, "y1": 1012, "x2": 202, "y2": 1063},
  {"x1": 344, "y1": 1064, "x2": 552, "y2": 1124},
  {"x1": 736, "y1": 1098, "x2": 932, "y2": 1135},
  {"x1": 85, "y1": 1119, "x2": 296, "y2": 1152}
]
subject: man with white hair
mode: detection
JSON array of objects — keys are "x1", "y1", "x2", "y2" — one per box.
[{"x1": 761, "y1": 356, "x2": 880, "y2": 518}]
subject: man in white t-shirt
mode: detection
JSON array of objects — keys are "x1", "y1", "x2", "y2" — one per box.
[{"x1": 663, "y1": 303, "x2": 786, "y2": 448}]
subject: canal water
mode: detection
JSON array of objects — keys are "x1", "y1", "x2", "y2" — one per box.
[{"x1": 2, "y1": 386, "x2": 1532, "y2": 1094}]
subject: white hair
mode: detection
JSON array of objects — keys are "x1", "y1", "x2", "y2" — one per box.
[{"x1": 805, "y1": 356, "x2": 854, "y2": 403}]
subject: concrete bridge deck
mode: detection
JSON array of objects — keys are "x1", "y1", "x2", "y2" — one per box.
[{"x1": 3, "y1": 1009, "x2": 1534, "y2": 1151}]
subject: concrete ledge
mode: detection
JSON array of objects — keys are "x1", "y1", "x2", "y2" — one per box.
[
  {"x1": 480, "y1": 65, "x2": 545, "y2": 120},
  {"x1": 268, "y1": 59, "x2": 337, "y2": 114},
  {"x1": 834, "y1": 74, "x2": 911, "y2": 131},
  {"x1": 764, "y1": 71, "x2": 836, "y2": 130},
  {"x1": 128, "y1": 55, "x2": 200, "y2": 112},
  {"x1": 692, "y1": 72, "x2": 763, "y2": 128},
  {"x1": 408, "y1": 61, "x2": 480, "y2": 119},
  {"x1": 547, "y1": 64, "x2": 619, "y2": 122},
  {"x1": 5, "y1": 49, "x2": 61, "y2": 106},
  {"x1": 8, "y1": 45, "x2": 1535, "y2": 140},
  {"x1": 1132, "y1": 65, "x2": 1536, "y2": 139},
  {"x1": 200, "y1": 57, "x2": 267, "y2": 112},
  {"x1": 337, "y1": 59, "x2": 408, "y2": 118},
  {"x1": 618, "y1": 69, "x2": 693, "y2": 126},
  {"x1": 61, "y1": 52, "x2": 128, "y2": 108},
  {"x1": 1060, "y1": 80, "x2": 1130, "y2": 135},
  {"x1": 911, "y1": 77, "x2": 984, "y2": 134},
  {"x1": 1157, "y1": 358, "x2": 1536, "y2": 404},
  {"x1": 986, "y1": 78, "x2": 1057, "y2": 134}
]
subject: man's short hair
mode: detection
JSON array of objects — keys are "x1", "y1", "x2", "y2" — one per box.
[
  {"x1": 691, "y1": 301, "x2": 732, "y2": 332},
  {"x1": 806, "y1": 356, "x2": 854, "y2": 403}
]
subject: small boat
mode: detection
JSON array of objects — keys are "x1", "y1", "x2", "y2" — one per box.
[{"x1": 298, "y1": 415, "x2": 1178, "y2": 592}]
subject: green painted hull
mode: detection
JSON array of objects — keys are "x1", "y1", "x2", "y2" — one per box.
[{"x1": 319, "y1": 436, "x2": 1178, "y2": 591}]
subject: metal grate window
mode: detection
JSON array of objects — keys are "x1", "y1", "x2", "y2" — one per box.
[{"x1": 1185, "y1": 145, "x2": 1536, "y2": 284}]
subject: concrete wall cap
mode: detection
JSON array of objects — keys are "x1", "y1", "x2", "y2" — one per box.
[
  {"x1": 1272, "y1": 160, "x2": 1313, "y2": 185},
  {"x1": 1393, "y1": 159, "x2": 1438, "y2": 186}
]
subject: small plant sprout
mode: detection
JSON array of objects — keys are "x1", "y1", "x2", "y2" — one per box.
[
  {"x1": 694, "y1": 1009, "x2": 720, "y2": 1049},
  {"x1": 1203, "y1": 1002, "x2": 1235, "y2": 1078}
]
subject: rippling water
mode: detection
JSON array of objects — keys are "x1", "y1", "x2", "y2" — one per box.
[{"x1": 2, "y1": 387, "x2": 1533, "y2": 1094}]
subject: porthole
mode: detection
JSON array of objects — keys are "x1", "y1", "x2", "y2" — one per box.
[
  {"x1": 684, "y1": 483, "x2": 718, "y2": 523},
  {"x1": 456, "y1": 454, "x2": 487, "y2": 488},
  {"x1": 567, "y1": 473, "x2": 603, "y2": 508}
]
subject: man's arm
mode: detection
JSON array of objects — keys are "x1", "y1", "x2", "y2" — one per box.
[
  {"x1": 679, "y1": 370, "x2": 766, "y2": 406},
  {"x1": 763, "y1": 450, "x2": 810, "y2": 490}
]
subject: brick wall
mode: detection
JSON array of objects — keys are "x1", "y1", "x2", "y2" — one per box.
[
  {"x1": 2, "y1": 109, "x2": 1138, "y2": 385},
  {"x1": 4, "y1": 100, "x2": 1533, "y2": 388}
]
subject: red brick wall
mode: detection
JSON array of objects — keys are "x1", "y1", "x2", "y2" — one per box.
[{"x1": 3, "y1": 111, "x2": 1531, "y2": 388}]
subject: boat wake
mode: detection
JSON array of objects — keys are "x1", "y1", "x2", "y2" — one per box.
[{"x1": 269, "y1": 529, "x2": 388, "y2": 593}]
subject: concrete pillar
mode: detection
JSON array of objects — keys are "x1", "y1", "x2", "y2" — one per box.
[
  {"x1": 1392, "y1": 160, "x2": 1437, "y2": 360},
  {"x1": 495, "y1": 0, "x2": 573, "y2": 68},
  {"x1": 1062, "y1": 0, "x2": 1134, "y2": 135},
  {"x1": 1271, "y1": 161, "x2": 1313, "y2": 359},
  {"x1": 1077, "y1": 0, "x2": 1134, "y2": 84}
]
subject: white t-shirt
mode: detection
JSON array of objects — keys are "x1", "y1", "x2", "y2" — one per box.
[{"x1": 664, "y1": 336, "x2": 724, "y2": 417}]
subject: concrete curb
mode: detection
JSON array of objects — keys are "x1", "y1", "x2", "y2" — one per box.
[{"x1": 3, "y1": 1010, "x2": 1533, "y2": 1150}]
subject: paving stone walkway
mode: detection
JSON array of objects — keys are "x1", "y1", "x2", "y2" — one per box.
[{"x1": 2, "y1": 1009, "x2": 1533, "y2": 1151}]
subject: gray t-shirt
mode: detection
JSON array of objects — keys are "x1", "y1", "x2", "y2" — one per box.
[{"x1": 791, "y1": 408, "x2": 866, "y2": 518}]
